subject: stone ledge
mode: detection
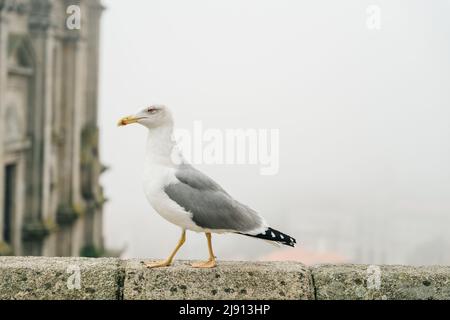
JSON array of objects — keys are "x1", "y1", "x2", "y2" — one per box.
[
  {"x1": 0, "y1": 257, "x2": 121, "y2": 300},
  {"x1": 312, "y1": 264, "x2": 450, "y2": 300},
  {"x1": 0, "y1": 257, "x2": 449, "y2": 300},
  {"x1": 123, "y1": 260, "x2": 313, "y2": 300}
]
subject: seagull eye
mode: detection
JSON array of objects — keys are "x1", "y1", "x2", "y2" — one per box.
[{"x1": 147, "y1": 107, "x2": 158, "y2": 114}]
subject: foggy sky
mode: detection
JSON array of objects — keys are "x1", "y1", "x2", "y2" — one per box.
[{"x1": 98, "y1": 0, "x2": 450, "y2": 264}]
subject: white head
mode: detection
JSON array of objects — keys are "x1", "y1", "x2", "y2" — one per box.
[{"x1": 118, "y1": 104, "x2": 173, "y2": 129}]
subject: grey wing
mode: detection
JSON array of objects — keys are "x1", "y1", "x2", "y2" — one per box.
[{"x1": 164, "y1": 164, "x2": 265, "y2": 233}]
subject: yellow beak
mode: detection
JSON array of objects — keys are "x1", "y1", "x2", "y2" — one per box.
[{"x1": 117, "y1": 115, "x2": 139, "y2": 127}]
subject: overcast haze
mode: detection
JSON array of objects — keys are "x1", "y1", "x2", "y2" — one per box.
[{"x1": 98, "y1": 0, "x2": 450, "y2": 264}]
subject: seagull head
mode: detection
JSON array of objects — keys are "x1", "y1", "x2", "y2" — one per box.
[{"x1": 118, "y1": 105, "x2": 173, "y2": 129}]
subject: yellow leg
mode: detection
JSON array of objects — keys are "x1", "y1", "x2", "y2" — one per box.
[
  {"x1": 143, "y1": 230, "x2": 186, "y2": 268},
  {"x1": 192, "y1": 232, "x2": 217, "y2": 268}
]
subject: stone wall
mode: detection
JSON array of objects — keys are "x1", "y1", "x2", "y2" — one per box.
[
  {"x1": 0, "y1": 257, "x2": 449, "y2": 300},
  {"x1": 0, "y1": 0, "x2": 105, "y2": 257}
]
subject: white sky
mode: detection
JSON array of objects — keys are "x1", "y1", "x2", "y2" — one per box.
[{"x1": 98, "y1": 0, "x2": 450, "y2": 264}]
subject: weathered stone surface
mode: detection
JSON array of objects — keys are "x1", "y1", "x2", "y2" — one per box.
[
  {"x1": 312, "y1": 264, "x2": 450, "y2": 300},
  {"x1": 0, "y1": 257, "x2": 120, "y2": 300},
  {"x1": 123, "y1": 260, "x2": 313, "y2": 300},
  {"x1": 2, "y1": 258, "x2": 449, "y2": 300}
]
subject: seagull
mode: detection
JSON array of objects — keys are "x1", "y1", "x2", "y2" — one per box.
[{"x1": 118, "y1": 105, "x2": 296, "y2": 268}]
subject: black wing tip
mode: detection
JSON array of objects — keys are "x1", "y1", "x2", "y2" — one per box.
[{"x1": 241, "y1": 227, "x2": 297, "y2": 247}]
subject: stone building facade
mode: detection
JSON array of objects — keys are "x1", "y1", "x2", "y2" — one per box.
[{"x1": 0, "y1": 0, "x2": 104, "y2": 256}]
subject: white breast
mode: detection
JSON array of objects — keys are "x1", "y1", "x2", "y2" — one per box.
[
  {"x1": 142, "y1": 163, "x2": 203, "y2": 232},
  {"x1": 141, "y1": 126, "x2": 204, "y2": 232}
]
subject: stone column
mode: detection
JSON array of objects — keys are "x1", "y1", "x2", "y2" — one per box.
[
  {"x1": 60, "y1": 0, "x2": 86, "y2": 255},
  {"x1": 83, "y1": 0, "x2": 104, "y2": 251},
  {"x1": 0, "y1": 2, "x2": 9, "y2": 243},
  {"x1": 24, "y1": 0, "x2": 55, "y2": 254},
  {"x1": 58, "y1": 0, "x2": 84, "y2": 208}
]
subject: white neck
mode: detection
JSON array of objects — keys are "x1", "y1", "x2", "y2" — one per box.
[{"x1": 145, "y1": 124, "x2": 182, "y2": 167}]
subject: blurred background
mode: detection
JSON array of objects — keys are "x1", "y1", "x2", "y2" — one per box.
[
  {"x1": 0, "y1": 0, "x2": 105, "y2": 257},
  {"x1": 1, "y1": 0, "x2": 449, "y2": 266}
]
